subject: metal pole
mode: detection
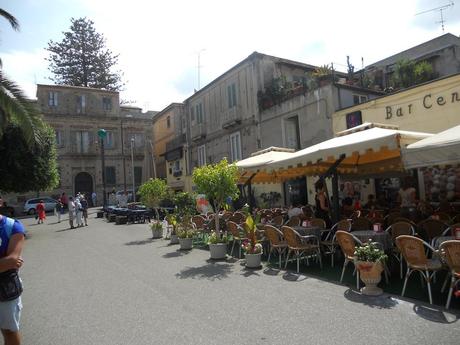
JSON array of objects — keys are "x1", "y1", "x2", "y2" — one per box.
[
  {"x1": 131, "y1": 138, "x2": 136, "y2": 202},
  {"x1": 100, "y1": 138, "x2": 107, "y2": 208},
  {"x1": 331, "y1": 170, "x2": 340, "y2": 224},
  {"x1": 121, "y1": 120, "x2": 127, "y2": 191}
]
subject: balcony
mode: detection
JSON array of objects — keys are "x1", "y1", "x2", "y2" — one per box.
[
  {"x1": 165, "y1": 134, "x2": 186, "y2": 152},
  {"x1": 191, "y1": 123, "x2": 206, "y2": 141},
  {"x1": 222, "y1": 107, "x2": 242, "y2": 129}
]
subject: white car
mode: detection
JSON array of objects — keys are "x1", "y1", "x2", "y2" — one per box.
[{"x1": 23, "y1": 197, "x2": 58, "y2": 215}]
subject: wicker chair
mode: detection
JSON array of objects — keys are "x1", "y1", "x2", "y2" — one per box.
[
  {"x1": 441, "y1": 222, "x2": 460, "y2": 237},
  {"x1": 432, "y1": 212, "x2": 452, "y2": 224},
  {"x1": 271, "y1": 215, "x2": 285, "y2": 227},
  {"x1": 385, "y1": 211, "x2": 402, "y2": 227},
  {"x1": 335, "y1": 230, "x2": 362, "y2": 290},
  {"x1": 264, "y1": 224, "x2": 288, "y2": 268},
  {"x1": 192, "y1": 215, "x2": 207, "y2": 242},
  {"x1": 321, "y1": 219, "x2": 352, "y2": 267},
  {"x1": 232, "y1": 211, "x2": 247, "y2": 224},
  {"x1": 282, "y1": 225, "x2": 322, "y2": 273},
  {"x1": 417, "y1": 218, "x2": 449, "y2": 244},
  {"x1": 309, "y1": 218, "x2": 326, "y2": 229},
  {"x1": 285, "y1": 216, "x2": 301, "y2": 227},
  {"x1": 385, "y1": 221, "x2": 415, "y2": 279},
  {"x1": 395, "y1": 235, "x2": 443, "y2": 305},
  {"x1": 351, "y1": 217, "x2": 372, "y2": 231},
  {"x1": 301, "y1": 205, "x2": 314, "y2": 218},
  {"x1": 439, "y1": 240, "x2": 460, "y2": 309},
  {"x1": 227, "y1": 221, "x2": 247, "y2": 258}
]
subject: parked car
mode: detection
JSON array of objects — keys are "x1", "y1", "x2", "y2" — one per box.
[{"x1": 23, "y1": 197, "x2": 58, "y2": 215}]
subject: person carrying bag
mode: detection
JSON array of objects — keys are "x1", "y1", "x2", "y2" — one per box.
[{"x1": 0, "y1": 214, "x2": 26, "y2": 344}]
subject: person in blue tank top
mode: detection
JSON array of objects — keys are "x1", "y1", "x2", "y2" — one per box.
[{"x1": 0, "y1": 215, "x2": 25, "y2": 345}]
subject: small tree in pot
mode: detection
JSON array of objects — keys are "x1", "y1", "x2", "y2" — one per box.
[
  {"x1": 193, "y1": 158, "x2": 239, "y2": 259},
  {"x1": 354, "y1": 240, "x2": 387, "y2": 296},
  {"x1": 138, "y1": 178, "x2": 169, "y2": 221}
]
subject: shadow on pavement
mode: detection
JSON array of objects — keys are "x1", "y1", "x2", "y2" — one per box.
[
  {"x1": 263, "y1": 267, "x2": 282, "y2": 276},
  {"x1": 344, "y1": 289, "x2": 399, "y2": 309},
  {"x1": 162, "y1": 250, "x2": 191, "y2": 258},
  {"x1": 175, "y1": 262, "x2": 233, "y2": 280},
  {"x1": 125, "y1": 238, "x2": 155, "y2": 246},
  {"x1": 55, "y1": 227, "x2": 76, "y2": 232},
  {"x1": 282, "y1": 271, "x2": 308, "y2": 282},
  {"x1": 413, "y1": 304, "x2": 459, "y2": 324}
]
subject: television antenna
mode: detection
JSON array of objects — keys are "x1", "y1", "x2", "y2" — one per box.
[
  {"x1": 196, "y1": 49, "x2": 206, "y2": 90},
  {"x1": 415, "y1": 1, "x2": 454, "y2": 33}
]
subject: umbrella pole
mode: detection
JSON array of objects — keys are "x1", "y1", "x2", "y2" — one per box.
[{"x1": 331, "y1": 170, "x2": 340, "y2": 224}]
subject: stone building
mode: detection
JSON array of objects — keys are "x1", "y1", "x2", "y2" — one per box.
[{"x1": 33, "y1": 84, "x2": 155, "y2": 205}]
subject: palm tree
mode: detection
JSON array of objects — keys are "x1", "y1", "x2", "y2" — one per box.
[{"x1": 0, "y1": 8, "x2": 43, "y2": 143}]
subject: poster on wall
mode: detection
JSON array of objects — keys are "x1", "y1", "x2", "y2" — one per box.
[{"x1": 422, "y1": 166, "x2": 460, "y2": 202}]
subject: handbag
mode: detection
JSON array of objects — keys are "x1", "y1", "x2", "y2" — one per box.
[
  {"x1": 0, "y1": 269, "x2": 22, "y2": 301},
  {"x1": 0, "y1": 217, "x2": 23, "y2": 301}
]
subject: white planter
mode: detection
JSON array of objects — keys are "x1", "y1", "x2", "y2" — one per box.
[
  {"x1": 245, "y1": 253, "x2": 262, "y2": 268},
  {"x1": 170, "y1": 234, "x2": 179, "y2": 245},
  {"x1": 151, "y1": 228, "x2": 162, "y2": 239},
  {"x1": 179, "y1": 237, "x2": 193, "y2": 250},
  {"x1": 209, "y1": 243, "x2": 227, "y2": 260}
]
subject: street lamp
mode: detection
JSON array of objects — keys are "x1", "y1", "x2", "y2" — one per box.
[
  {"x1": 130, "y1": 137, "x2": 136, "y2": 202},
  {"x1": 97, "y1": 128, "x2": 107, "y2": 208}
]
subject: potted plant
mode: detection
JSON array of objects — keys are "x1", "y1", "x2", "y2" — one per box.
[
  {"x1": 138, "y1": 178, "x2": 169, "y2": 237},
  {"x1": 177, "y1": 216, "x2": 195, "y2": 250},
  {"x1": 354, "y1": 240, "x2": 388, "y2": 296},
  {"x1": 192, "y1": 158, "x2": 240, "y2": 260},
  {"x1": 166, "y1": 213, "x2": 179, "y2": 244},
  {"x1": 207, "y1": 231, "x2": 229, "y2": 259},
  {"x1": 241, "y1": 211, "x2": 263, "y2": 268},
  {"x1": 150, "y1": 220, "x2": 163, "y2": 239}
]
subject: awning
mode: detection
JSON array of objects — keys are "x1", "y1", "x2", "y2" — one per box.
[
  {"x1": 239, "y1": 124, "x2": 432, "y2": 183},
  {"x1": 402, "y1": 124, "x2": 460, "y2": 169}
]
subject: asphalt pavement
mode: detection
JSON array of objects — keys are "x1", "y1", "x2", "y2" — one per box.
[{"x1": 19, "y1": 211, "x2": 460, "y2": 345}]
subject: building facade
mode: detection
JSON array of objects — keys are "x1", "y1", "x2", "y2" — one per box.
[{"x1": 34, "y1": 84, "x2": 155, "y2": 205}]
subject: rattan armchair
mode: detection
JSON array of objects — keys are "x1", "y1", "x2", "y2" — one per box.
[
  {"x1": 335, "y1": 230, "x2": 362, "y2": 290},
  {"x1": 309, "y1": 218, "x2": 326, "y2": 229},
  {"x1": 439, "y1": 240, "x2": 460, "y2": 309},
  {"x1": 395, "y1": 235, "x2": 443, "y2": 305},
  {"x1": 321, "y1": 219, "x2": 352, "y2": 267},
  {"x1": 417, "y1": 218, "x2": 449, "y2": 245},
  {"x1": 271, "y1": 215, "x2": 285, "y2": 227},
  {"x1": 192, "y1": 215, "x2": 207, "y2": 243},
  {"x1": 264, "y1": 224, "x2": 288, "y2": 268},
  {"x1": 385, "y1": 221, "x2": 415, "y2": 279},
  {"x1": 351, "y1": 217, "x2": 372, "y2": 231},
  {"x1": 282, "y1": 225, "x2": 322, "y2": 273},
  {"x1": 285, "y1": 216, "x2": 301, "y2": 227},
  {"x1": 227, "y1": 220, "x2": 247, "y2": 258}
]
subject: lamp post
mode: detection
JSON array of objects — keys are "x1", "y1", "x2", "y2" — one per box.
[
  {"x1": 97, "y1": 129, "x2": 107, "y2": 208},
  {"x1": 130, "y1": 137, "x2": 136, "y2": 202}
]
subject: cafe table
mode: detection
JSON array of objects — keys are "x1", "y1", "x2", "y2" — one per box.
[{"x1": 351, "y1": 230, "x2": 392, "y2": 251}]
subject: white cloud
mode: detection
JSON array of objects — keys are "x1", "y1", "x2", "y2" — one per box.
[{"x1": 4, "y1": 0, "x2": 460, "y2": 111}]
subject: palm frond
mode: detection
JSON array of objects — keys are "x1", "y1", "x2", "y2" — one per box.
[
  {"x1": 0, "y1": 71, "x2": 44, "y2": 145},
  {"x1": 0, "y1": 9, "x2": 19, "y2": 30}
]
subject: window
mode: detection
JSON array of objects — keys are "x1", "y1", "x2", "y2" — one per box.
[
  {"x1": 77, "y1": 95, "x2": 86, "y2": 113},
  {"x1": 284, "y1": 116, "x2": 300, "y2": 150},
  {"x1": 346, "y1": 111, "x2": 363, "y2": 129},
  {"x1": 134, "y1": 167, "x2": 142, "y2": 187},
  {"x1": 102, "y1": 97, "x2": 112, "y2": 111},
  {"x1": 130, "y1": 133, "x2": 144, "y2": 148},
  {"x1": 167, "y1": 116, "x2": 171, "y2": 128},
  {"x1": 75, "y1": 131, "x2": 90, "y2": 153},
  {"x1": 173, "y1": 160, "x2": 180, "y2": 172},
  {"x1": 353, "y1": 94, "x2": 368, "y2": 105},
  {"x1": 105, "y1": 166, "x2": 116, "y2": 185},
  {"x1": 48, "y1": 91, "x2": 58, "y2": 107},
  {"x1": 181, "y1": 116, "x2": 186, "y2": 133},
  {"x1": 190, "y1": 107, "x2": 195, "y2": 122},
  {"x1": 105, "y1": 130, "x2": 115, "y2": 149},
  {"x1": 227, "y1": 83, "x2": 237, "y2": 108},
  {"x1": 198, "y1": 145, "x2": 206, "y2": 166},
  {"x1": 195, "y1": 103, "x2": 203, "y2": 124},
  {"x1": 230, "y1": 132, "x2": 242, "y2": 162},
  {"x1": 55, "y1": 130, "x2": 64, "y2": 147}
]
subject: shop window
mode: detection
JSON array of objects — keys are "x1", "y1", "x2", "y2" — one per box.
[
  {"x1": 105, "y1": 166, "x2": 116, "y2": 185},
  {"x1": 346, "y1": 111, "x2": 362, "y2": 129}
]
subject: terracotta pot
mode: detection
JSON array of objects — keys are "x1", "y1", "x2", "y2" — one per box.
[
  {"x1": 356, "y1": 261, "x2": 384, "y2": 296},
  {"x1": 245, "y1": 252, "x2": 262, "y2": 268},
  {"x1": 179, "y1": 237, "x2": 193, "y2": 250},
  {"x1": 209, "y1": 243, "x2": 227, "y2": 260}
]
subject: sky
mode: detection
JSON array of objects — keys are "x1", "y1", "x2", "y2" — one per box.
[{"x1": 1, "y1": 0, "x2": 460, "y2": 112}]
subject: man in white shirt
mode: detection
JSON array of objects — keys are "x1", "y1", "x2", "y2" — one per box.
[{"x1": 68, "y1": 197, "x2": 76, "y2": 229}]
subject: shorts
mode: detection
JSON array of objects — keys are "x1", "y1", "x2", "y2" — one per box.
[{"x1": 0, "y1": 296, "x2": 22, "y2": 332}]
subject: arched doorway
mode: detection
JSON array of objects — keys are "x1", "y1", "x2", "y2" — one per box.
[{"x1": 74, "y1": 172, "x2": 93, "y2": 201}]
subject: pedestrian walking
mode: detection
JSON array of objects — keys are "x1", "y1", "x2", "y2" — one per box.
[
  {"x1": 68, "y1": 197, "x2": 76, "y2": 229},
  {"x1": 75, "y1": 196, "x2": 83, "y2": 227},
  {"x1": 60, "y1": 192, "x2": 68, "y2": 210},
  {"x1": 36, "y1": 200, "x2": 46, "y2": 224},
  {"x1": 55, "y1": 199, "x2": 63, "y2": 223},
  {"x1": 91, "y1": 191, "x2": 97, "y2": 207},
  {"x1": 0, "y1": 214, "x2": 26, "y2": 345},
  {"x1": 80, "y1": 196, "x2": 89, "y2": 226}
]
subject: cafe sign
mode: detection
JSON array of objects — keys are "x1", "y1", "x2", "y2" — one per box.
[{"x1": 385, "y1": 90, "x2": 460, "y2": 120}]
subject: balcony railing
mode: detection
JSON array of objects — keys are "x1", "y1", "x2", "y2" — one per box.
[{"x1": 191, "y1": 123, "x2": 206, "y2": 141}]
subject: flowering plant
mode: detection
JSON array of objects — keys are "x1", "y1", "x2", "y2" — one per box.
[
  {"x1": 241, "y1": 240, "x2": 263, "y2": 254},
  {"x1": 177, "y1": 216, "x2": 195, "y2": 239},
  {"x1": 150, "y1": 221, "x2": 163, "y2": 231},
  {"x1": 241, "y1": 205, "x2": 262, "y2": 254},
  {"x1": 208, "y1": 231, "x2": 229, "y2": 244},
  {"x1": 354, "y1": 240, "x2": 387, "y2": 263}
]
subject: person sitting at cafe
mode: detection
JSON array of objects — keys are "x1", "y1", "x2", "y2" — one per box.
[
  {"x1": 364, "y1": 194, "x2": 377, "y2": 210},
  {"x1": 287, "y1": 204, "x2": 303, "y2": 218},
  {"x1": 342, "y1": 197, "x2": 354, "y2": 217}
]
